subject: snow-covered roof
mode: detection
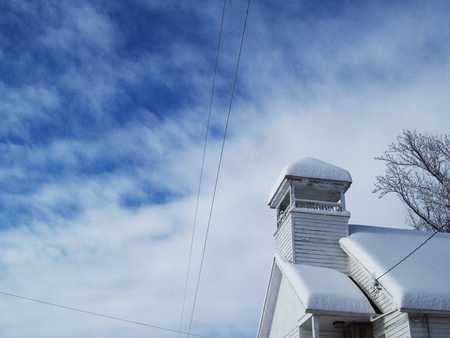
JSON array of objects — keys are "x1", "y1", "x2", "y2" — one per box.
[
  {"x1": 341, "y1": 225, "x2": 450, "y2": 312},
  {"x1": 275, "y1": 254, "x2": 375, "y2": 315},
  {"x1": 268, "y1": 157, "x2": 352, "y2": 205}
]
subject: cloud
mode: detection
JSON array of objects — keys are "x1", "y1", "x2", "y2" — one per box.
[
  {"x1": 0, "y1": 83, "x2": 60, "y2": 136},
  {"x1": 0, "y1": 1, "x2": 450, "y2": 338}
]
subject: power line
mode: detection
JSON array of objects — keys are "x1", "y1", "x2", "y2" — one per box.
[
  {"x1": 185, "y1": 0, "x2": 252, "y2": 336},
  {"x1": 0, "y1": 290, "x2": 209, "y2": 338},
  {"x1": 375, "y1": 230, "x2": 439, "y2": 281},
  {"x1": 177, "y1": 0, "x2": 228, "y2": 335}
]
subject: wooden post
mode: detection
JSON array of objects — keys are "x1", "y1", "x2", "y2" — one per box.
[
  {"x1": 340, "y1": 191, "x2": 346, "y2": 210},
  {"x1": 312, "y1": 315, "x2": 320, "y2": 338},
  {"x1": 289, "y1": 181, "x2": 295, "y2": 209}
]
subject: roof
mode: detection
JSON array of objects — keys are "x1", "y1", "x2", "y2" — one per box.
[
  {"x1": 341, "y1": 225, "x2": 450, "y2": 312},
  {"x1": 275, "y1": 254, "x2": 375, "y2": 315},
  {"x1": 268, "y1": 157, "x2": 352, "y2": 205}
]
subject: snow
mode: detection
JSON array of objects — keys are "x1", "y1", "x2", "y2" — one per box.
[
  {"x1": 340, "y1": 225, "x2": 450, "y2": 312},
  {"x1": 274, "y1": 254, "x2": 375, "y2": 314},
  {"x1": 268, "y1": 157, "x2": 352, "y2": 205}
]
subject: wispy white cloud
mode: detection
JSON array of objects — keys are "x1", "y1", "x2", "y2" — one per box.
[{"x1": 0, "y1": 83, "x2": 60, "y2": 134}]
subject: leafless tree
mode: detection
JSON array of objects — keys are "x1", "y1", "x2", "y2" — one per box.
[{"x1": 374, "y1": 130, "x2": 450, "y2": 232}]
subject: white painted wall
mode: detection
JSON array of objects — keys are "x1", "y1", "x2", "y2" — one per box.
[
  {"x1": 292, "y1": 210, "x2": 349, "y2": 273},
  {"x1": 269, "y1": 274, "x2": 305, "y2": 338},
  {"x1": 275, "y1": 213, "x2": 294, "y2": 262}
]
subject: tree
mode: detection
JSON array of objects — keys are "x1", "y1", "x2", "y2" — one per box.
[{"x1": 374, "y1": 130, "x2": 450, "y2": 232}]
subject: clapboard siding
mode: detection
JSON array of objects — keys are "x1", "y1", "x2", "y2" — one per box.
[
  {"x1": 291, "y1": 210, "x2": 349, "y2": 273},
  {"x1": 409, "y1": 315, "x2": 450, "y2": 338},
  {"x1": 373, "y1": 311, "x2": 411, "y2": 338},
  {"x1": 348, "y1": 255, "x2": 396, "y2": 313},
  {"x1": 274, "y1": 214, "x2": 294, "y2": 262},
  {"x1": 347, "y1": 255, "x2": 412, "y2": 338}
]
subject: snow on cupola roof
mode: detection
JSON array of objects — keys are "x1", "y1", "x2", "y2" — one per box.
[
  {"x1": 268, "y1": 157, "x2": 352, "y2": 206},
  {"x1": 279, "y1": 157, "x2": 352, "y2": 183}
]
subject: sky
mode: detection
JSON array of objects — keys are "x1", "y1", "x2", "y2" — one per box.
[{"x1": 0, "y1": 0, "x2": 450, "y2": 337}]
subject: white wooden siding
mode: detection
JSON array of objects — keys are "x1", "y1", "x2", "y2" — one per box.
[
  {"x1": 291, "y1": 210, "x2": 349, "y2": 273},
  {"x1": 268, "y1": 274, "x2": 306, "y2": 338},
  {"x1": 347, "y1": 255, "x2": 396, "y2": 313},
  {"x1": 373, "y1": 311, "x2": 411, "y2": 338},
  {"x1": 274, "y1": 214, "x2": 294, "y2": 262},
  {"x1": 409, "y1": 314, "x2": 450, "y2": 338},
  {"x1": 347, "y1": 255, "x2": 412, "y2": 338}
]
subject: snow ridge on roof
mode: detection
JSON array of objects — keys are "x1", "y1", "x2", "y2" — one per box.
[
  {"x1": 268, "y1": 158, "x2": 352, "y2": 205},
  {"x1": 282, "y1": 157, "x2": 352, "y2": 182},
  {"x1": 275, "y1": 254, "x2": 374, "y2": 315},
  {"x1": 340, "y1": 226, "x2": 450, "y2": 312}
]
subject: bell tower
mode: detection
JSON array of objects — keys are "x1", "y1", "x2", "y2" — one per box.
[{"x1": 267, "y1": 157, "x2": 352, "y2": 272}]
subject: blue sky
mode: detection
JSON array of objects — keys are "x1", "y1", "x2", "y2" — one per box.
[
  {"x1": 1, "y1": 1, "x2": 450, "y2": 337},
  {"x1": 1, "y1": 1, "x2": 207, "y2": 227}
]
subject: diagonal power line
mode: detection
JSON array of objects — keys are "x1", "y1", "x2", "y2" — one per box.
[
  {"x1": 0, "y1": 3, "x2": 249, "y2": 338},
  {"x1": 0, "y1": 290, "x2": 209, "y2": 338},
  {"x1": 177, "y1": 0, "x2": 228, "y2": 335},
  {"x1": 375, "y1": 230, "x2": 439, "y2": 281},
  {"x1": 185, "y1": 0, "x2": 252, "y2": 336}
]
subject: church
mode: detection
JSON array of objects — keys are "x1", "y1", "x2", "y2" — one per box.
[{"x1": 256, "y1": 158, "x2": 450, "y2": 338}]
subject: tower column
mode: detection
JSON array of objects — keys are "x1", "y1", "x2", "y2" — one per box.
[{"x1": 267, "y1": 158, "x2": 352, "y2": 272}]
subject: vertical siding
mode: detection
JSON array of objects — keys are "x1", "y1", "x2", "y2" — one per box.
[
  {"x1": 409, "y1": 314, "x2": 450, "y2": 338},
  {"x1": 291, "y1": 210, "x2": 349, "y2": 273},
  {"x1": 274, "y1": 214, "x2": 294, "y2": 262}
]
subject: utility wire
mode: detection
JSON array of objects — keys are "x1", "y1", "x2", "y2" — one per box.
[
  {"x1": 375, "y1": 230, "x2": 439, "y2": 281},
  {"x1": 185, "y1": 0, "x2": 252, "y2": 336},
  {"x1": 0, "y1": 290, "x2": 209, "y2": 338},
  {"x1": 177, "y1": 0, "x2": 228, "y2": 336},
  {"x1": 1, "y1": 4, "x2": 246, "y2": 338}
]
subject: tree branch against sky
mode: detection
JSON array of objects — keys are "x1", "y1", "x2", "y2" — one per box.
[{"x1": 374, "y1": 130, "x2": 450, "y2": 232}]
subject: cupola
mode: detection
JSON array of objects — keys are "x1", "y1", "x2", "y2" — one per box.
[
  {"x1": 268, "y1": 158, "x2": 352, "y2": 272},
  {"x1": 268, "y1": 157, "x2": 352, "y2": 227}
]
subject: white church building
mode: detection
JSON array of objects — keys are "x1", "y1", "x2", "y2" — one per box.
[{"x1": 256, "y1": 158, "x2": 450, "y2": 338}]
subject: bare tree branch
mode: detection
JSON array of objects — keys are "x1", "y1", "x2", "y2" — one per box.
[{"x1": 374, "y1": 130, "x2": 450, "y2": 232}]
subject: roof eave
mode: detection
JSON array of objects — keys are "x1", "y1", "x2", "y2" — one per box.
[
  {"x1": 305, "y1": 308, "x2": 375, "y2": 317},
  {"x1": 267, "y1": 175, "x2": 352, "y2": 208},
  {"x1": 400, "y1": 307, "x2": 450, "y2": 315}
]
